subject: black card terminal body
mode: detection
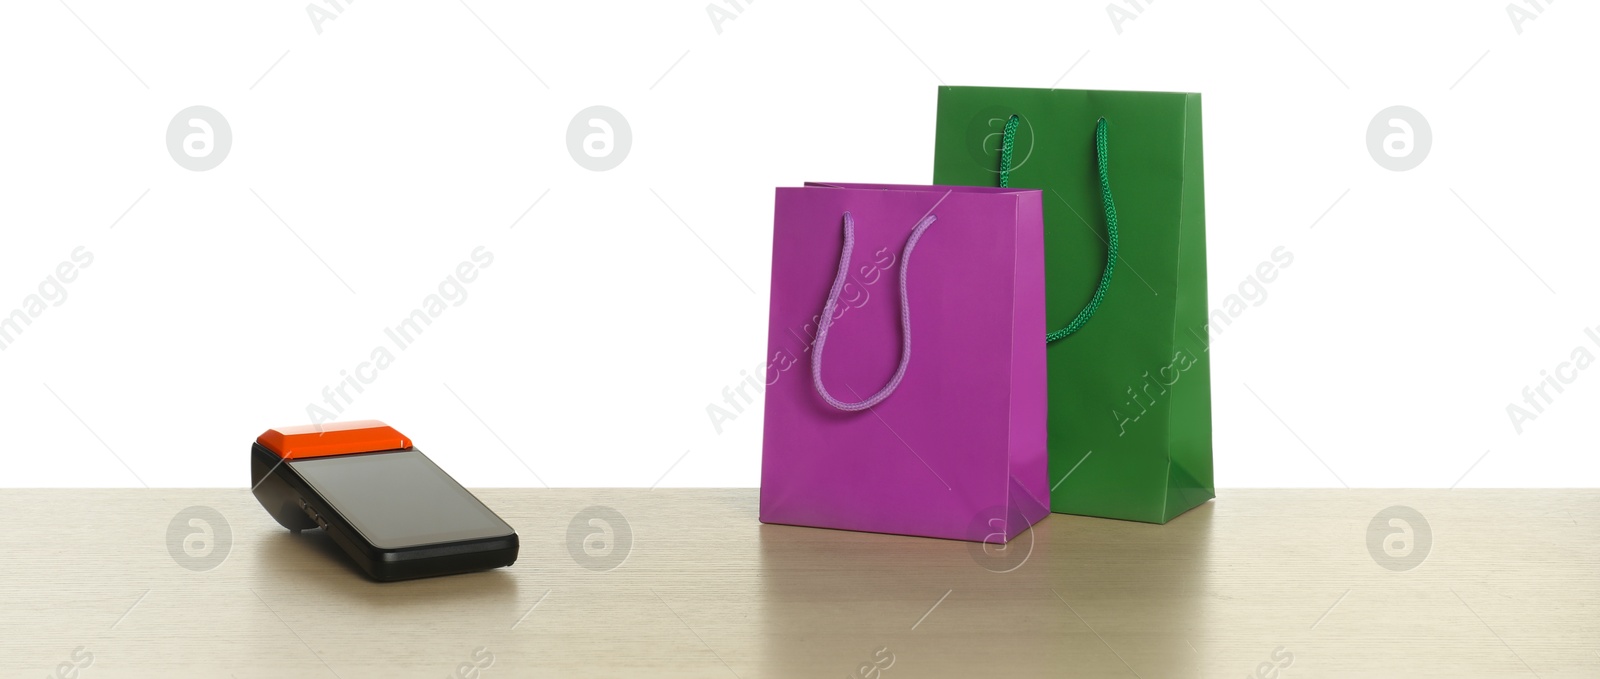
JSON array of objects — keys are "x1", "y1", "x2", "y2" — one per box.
[{"x1": 251, "y1": 420, "x2": 518, "y2": 581}]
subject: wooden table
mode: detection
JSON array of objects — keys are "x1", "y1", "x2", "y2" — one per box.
[{"x1": 2, "y1": 489, "x2": 1596, "y2": 678}]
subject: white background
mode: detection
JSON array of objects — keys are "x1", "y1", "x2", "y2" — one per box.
[{"x1": 0, "y1": 0, "x2": 1594, "y2": 489}]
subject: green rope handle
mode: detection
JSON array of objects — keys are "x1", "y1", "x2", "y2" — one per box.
[{"x1": 999, "y1": 114, "x2": 1118, "y2": 343}]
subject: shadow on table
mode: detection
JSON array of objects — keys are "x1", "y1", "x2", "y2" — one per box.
[{"x1": 753, "y1": 502, "x2": 1215, "y2": 676}]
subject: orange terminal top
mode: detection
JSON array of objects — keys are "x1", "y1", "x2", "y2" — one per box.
[{"x1": 257, "y1": 420, "x2": 412, "y2": 460}]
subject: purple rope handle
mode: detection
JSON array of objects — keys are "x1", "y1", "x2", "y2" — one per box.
[{"x1": 811, "y1": 211, "x2": 937, "y2": 412}]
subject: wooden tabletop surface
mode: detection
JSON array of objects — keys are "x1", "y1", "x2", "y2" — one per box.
[{"x1": 1, "y1": 489, "x2": 1596, "y2": 678}]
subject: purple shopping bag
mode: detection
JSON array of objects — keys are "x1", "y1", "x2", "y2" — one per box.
[{"x1": 759, "y1": 182, "x2": 1050, "y2": 542}]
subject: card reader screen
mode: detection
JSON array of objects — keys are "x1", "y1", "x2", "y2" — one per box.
[{"x1": 289, "y1": 450, "x2": 512, "y2": 549}]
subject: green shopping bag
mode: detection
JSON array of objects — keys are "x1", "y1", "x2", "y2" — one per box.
[{"x1": 932, "y1": 87, "x2": 1212, "y2": 523}]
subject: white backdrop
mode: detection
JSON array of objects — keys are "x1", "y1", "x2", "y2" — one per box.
[{"x1": 1, "y1": 1, "x2": 1594, "y2": 488}]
